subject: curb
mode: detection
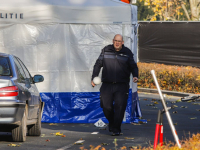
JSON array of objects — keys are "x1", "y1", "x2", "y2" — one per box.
[{"x1": 137, "y1": 88, "x2": 197, "y2": 97}]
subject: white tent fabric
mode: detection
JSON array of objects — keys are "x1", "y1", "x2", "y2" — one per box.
[
  {"x1": 0, "y1": 0, "x2": 141, "y2": 123},
  {"x1": 0, "y1": 0, "x2": 137, "y2": 24},
  {"x1": 1, "y1": 24, "x2": 137, "y2": 92},
  {"x1": 0, "y1": 0, "x2": 138, "y2": 93}
]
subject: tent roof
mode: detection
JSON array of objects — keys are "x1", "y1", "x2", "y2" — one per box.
[
  {"x1": 1, "y1": 0, "x2": 127, "y2": 6},
  {"x1": 0, "y1": 0, "x2": 137, "y2": 24}
]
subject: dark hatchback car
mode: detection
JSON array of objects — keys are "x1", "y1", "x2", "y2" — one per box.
[{"x1": 0, "y1": 53, "x2": 44, "y2": 142}]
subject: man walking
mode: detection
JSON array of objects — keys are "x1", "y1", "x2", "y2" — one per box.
[{"x1": 91, "y1": 34, "x2": 138, "y2": 136}]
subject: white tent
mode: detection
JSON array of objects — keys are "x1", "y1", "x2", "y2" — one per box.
[
  {"x1": 0, "y1": 0, "x2": 137, "y2": 24},
  {"x1": 0, "y1": 0, "x2": 140, "y2": 123}
]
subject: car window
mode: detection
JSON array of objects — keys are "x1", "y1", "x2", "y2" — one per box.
[
  {"x1": 16, "y1": 57, "x2": 33, "y2": 84},
  {"x1": 14, "y1": 57, "x2": 26, "y2": 82},
  {"x1": 0, "y1": 57, "x2": 11, "y2": 76}
]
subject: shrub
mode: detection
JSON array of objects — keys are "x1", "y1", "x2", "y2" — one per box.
[
  {"x1": 142, "y1": 133, "x2": 200, "y2": 150},
  {"x1": 79, "y1": 133, "x2": 200, "y2": 149},
  {"x1": 137, "y1": 62, "x2": 200, "y2": 94}
]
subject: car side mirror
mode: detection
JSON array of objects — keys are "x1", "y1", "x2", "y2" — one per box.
[{"x1": 33, "y1": 75, "x2": 44, "y2": 83}]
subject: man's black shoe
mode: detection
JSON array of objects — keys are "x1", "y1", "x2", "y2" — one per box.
[{"x1": 111, "y1": 132, "x2": 120, "y2": 136}]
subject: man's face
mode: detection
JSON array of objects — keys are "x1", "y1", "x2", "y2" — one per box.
[{"x1": 113, "y1": 35, "x2": 124, "y2": 51}]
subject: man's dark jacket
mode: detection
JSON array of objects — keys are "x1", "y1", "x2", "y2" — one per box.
[{"x1": 92, "y1": 44, "x2": 138, "y2": 83}]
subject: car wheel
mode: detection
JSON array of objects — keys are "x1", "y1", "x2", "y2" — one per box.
[
  {"x1": 28, "y1": 102, "x2": 41, "y2": 136},
  {"x1": 12, "y1": 105, "x2": 27, "y2": 142}
]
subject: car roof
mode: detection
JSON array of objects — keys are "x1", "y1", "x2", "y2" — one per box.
[{"x1": 0, "y1": 53, "x2": 13, "y2": 57}]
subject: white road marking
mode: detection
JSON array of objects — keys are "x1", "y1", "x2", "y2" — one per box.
[
  {"x1": 57, "y1": 140, "x2": 85, "y2": 150},
  {"x1": 91, "y1": 132, "x2": 99, "y2": 134},
  {"x1": 74, "y1": 140, "x2": 85, "y2": 144},
  {"x1": 57, "y1": 144, "x2": 74, "y2": 150}
]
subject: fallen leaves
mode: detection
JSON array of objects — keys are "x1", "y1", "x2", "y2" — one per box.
[
  {"x1": 171, "y1": 105, "x2": 178, "y2": 109},
  {"x1": 190, "y1": 117, "x2": 197, "y2": 120},
  {"x1": 86, "y1": 145, "x2": 106, "y2": 150},
  {"x1": 49, "y1": 123, "x2": 58, "y2": 125},
  {"x1": 146, "y1": 104, "x2": 155, "y2": 106},
  {"x1": 101, "y1": 143, "x2": 109, "y2": 145},
  {"x1": 56, "y1": 132, "x2": 63, "y2": 136},
  {"x1": 176, "y1": 99, "x2": 182, "y2": 102},
  {"x1": 40, "y1": 134, "x2": 45, "y2": 137},
  {"x1": 120, "y1": 146, "x2": 127, "y2": 149},
  {"x1": 8, "y1": 143, "x2": 21, "y2": 147},
  {"x1": 124, "y1": 137, "x2": 134, "y2": 140},
  {"x1": 94, "y1": 145, "x2": 101, "y2": 150},
  {"x1": 131, "y1": 123, "x2": 142, "y2": 125},
  {"x1": 129, "y1": 146, "x2": 137, "y2": 149},
  {"x1": 51, "y1": 132, "x2": 66, "y2": 137},
  {"x1": 180, "y1": 106, "x2": 188, "y2": 108},
  {"x1": 192, "y1": 103, "x2": 200, "y2": 105},
  {"x1": 89, "y1": 145, "x2": 94, "y2": 149},
  {"x1": 154, "y1": 101, "x2": 159, "y2": 104},
  {"x1": 131, "y1": 120, "x2": 147, "y2": 125}
]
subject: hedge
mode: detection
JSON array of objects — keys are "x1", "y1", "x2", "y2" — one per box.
[{"x1": 137, "y1": 62, "x2": 200, "y2": 94}]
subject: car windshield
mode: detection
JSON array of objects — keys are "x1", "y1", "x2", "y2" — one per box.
[{"x1": 0, "y1": 57, "x2": 11, "y2": 76}]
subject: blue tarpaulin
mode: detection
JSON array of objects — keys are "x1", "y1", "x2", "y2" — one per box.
[{"x1": 41, "y1": 89, "x2": 143, "y2": 123}]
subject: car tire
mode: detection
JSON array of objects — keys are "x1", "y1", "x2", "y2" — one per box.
[
  {"x1": 12, "y1": 105, "x2": 27, "y2": 142},
  {"x1": 28, "y1": 102, "x2": 41, "y2": 136}
]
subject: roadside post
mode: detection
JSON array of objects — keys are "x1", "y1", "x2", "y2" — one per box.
[
  {"x1": 151, "y1": 70, "x2": 181, "y2": 149},
  {"x1": 153, "y1": 109, "x2": 164, "y2": 149}
]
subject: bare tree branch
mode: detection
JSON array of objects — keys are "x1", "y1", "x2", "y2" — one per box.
[
  {"x1": 181, "y1": 1, "x2": 191, "y2": 20},
  {"x1": 190, "y1": 0, "x2": 199, "y2": 20}
]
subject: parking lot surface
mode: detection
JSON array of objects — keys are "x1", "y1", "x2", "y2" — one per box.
[{"x1": 0, "y1": 92, "x2": 200, "y2": 150}]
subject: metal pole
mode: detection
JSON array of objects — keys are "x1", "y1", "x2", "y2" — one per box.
[
  {"x1": 154, "y1": 110, "x2": 161, "y2": 149},
  {"x1": 151, "y1": 70, "x2": 181, "y2": 148},
  {"x1": 159, "y1": 112, "x2": 163, "y2": 146}
]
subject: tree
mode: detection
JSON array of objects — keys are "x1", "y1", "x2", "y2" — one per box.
[
  {"x1": 189, "y1": 0, "x2": 200, "y2": 20},
  {"x1": 140, "y1": 0, "x2": 190, "y2": 21},
  {"x1": 141, "y1": 0, "x2": 186, "y2": 21},
  {"x1": 181, "y1": 0, "x2": 191, "y2": 20},
  {"x1": 121, "y1": 0, "x2": 200, "y2": 21},
  {"x1": 135, "y1": 0, "x2": 155, "y2": 20}
]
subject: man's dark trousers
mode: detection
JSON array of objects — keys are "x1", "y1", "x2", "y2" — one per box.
[{"x1": 100, "y1": 82, "x2": 129, "y2": 133}]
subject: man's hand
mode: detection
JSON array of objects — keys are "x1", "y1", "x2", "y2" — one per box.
[
  {"x1": 133, "y1": 77, "x2": 138, "y2": 83},
  {"x1": 91, "y1": 81, "x2": 96, "y2": 87}
]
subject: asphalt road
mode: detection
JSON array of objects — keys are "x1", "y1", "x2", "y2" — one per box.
[{"x1": 0, "y1": 92, "x2": 200, "y2": 150}]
